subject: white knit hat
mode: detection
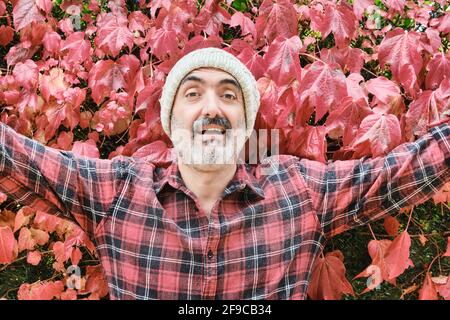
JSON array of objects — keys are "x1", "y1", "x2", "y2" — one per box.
[{"x1": 159, "y1": 47, "x2": 260, "y2": 139}]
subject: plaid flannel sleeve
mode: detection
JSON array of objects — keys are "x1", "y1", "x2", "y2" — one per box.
[
  {"x1": 297, "y1": 122, "x2": 450, "y2": 238},
  {"x1": 0, "y1": 122, "x2": 129, "y2": 238}
]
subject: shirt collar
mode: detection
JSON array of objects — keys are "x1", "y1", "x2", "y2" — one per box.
[{"x1": 153, "y1": 160, "x2": 265, "y2": 199}]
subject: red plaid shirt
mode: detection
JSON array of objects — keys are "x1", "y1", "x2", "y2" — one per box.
[{"x1": 0, "y1": 122, "x2": 449, "y2": 299}]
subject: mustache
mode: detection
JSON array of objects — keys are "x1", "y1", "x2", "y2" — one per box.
[{"x1": 192, "y1": 116, "x2": 232, "y2": 133}]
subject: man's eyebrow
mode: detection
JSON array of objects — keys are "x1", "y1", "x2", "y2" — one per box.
[
  {"x1": 180, "y1": 75, "x2": 205, "y2": 86},
  {"x1": 179, "y1": 76, "x2": 242, "y2": 91}
]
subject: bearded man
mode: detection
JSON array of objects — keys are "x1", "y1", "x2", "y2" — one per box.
[{"x1": 0, "y1": 48, "x2": 448, "y2": 299}]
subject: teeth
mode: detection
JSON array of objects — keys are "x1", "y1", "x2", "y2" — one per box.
[{"x1": 202, "y1": 128, "x2": 224, "y2": 134}]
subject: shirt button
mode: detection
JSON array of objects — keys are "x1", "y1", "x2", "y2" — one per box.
[{"x1": 207, "y1": 249, "x2": 213, "y2": 260}]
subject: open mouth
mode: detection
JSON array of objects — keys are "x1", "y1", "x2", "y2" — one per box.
[{"x1": 200, "y1": 124, "x2": 226, "y2": 135}]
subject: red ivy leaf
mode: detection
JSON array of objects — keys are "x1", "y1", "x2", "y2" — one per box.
[
  {"x1": 383, "y1": 216, "x2": 400, "y2": 237},
  {"x1": 72, "y1": 139, "x2": 100, "y2": 158},
  {"x1": 255, "y1": 0, "x2": 298, "y2": 43},
  {"x1": 299, "y1": 60, "x2": 348, "y2": 121},
  {"x1": 264, "y1": 35, "x2": 302, "y2": 86},
  {"x1": 419, "y1": 272, "x2": 439, "y2": 300},
  {"x1": 0, "y1": 25, "x2": 14, "y2": 47},
  {"x1": 13, "y1": 0, "x2": 45, "y2": 31},
  {"x1": 310, "y1": 3, "x2": 357, "y2": 48},
  {"x1": 378, "y1": 29, "x2": 423, "y2": 92},
  {"x1": 425, "y1": 53, "x2": 450, "y2": 90},
  {"x1": 95, "y1": 12, "x2": 134, "y2": 57},
  {"x1": 18, "y1": 280, "x2": 65, "y2": 300},
  {"x1": 351, "y1": 113, "x2": 402, "y2": 158},
  {"x1": 0, "y1": 226, "x2": 18, "y2": 264},
  {"x1": 384, "y1": 230, "x2": 414, "y2": 280},
  {"x1": 307, "y1": 250, "x2": 354, "y2": 300},
  {"x1": 26, "y1": 250, "x2": 42, "y2": 266}
]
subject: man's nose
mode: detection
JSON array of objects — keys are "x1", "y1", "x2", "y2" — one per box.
[{"x1": 201, "y1": 90, "x2": 223, "y2": 118}]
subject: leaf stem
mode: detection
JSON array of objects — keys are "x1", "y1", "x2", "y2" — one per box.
[{"x1": 368, "y1": 223, "x2": 377, "y2": 240}]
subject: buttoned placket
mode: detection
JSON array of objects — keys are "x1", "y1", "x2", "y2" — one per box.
[{"x1": 201, "y1": 201, "x2": 220, "y2": 299}]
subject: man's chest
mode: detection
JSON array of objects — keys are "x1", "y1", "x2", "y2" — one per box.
[{"x1": 92, "y1": 185, "x2": 325, "y2": 299}]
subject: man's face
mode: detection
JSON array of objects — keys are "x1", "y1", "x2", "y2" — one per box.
[{"x1": 170, "y1": 67, "x2": 246, "y2": 168}]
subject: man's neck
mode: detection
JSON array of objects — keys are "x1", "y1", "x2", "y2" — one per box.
[{"x1": 177, "y1": 159, "x2": 237, "y2": 213}]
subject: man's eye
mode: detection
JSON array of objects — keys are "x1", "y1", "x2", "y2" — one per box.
[
  {"x1": 186, "y1": 92, "x2": 198, "y2": 98},
  {"x1": 223, "y1": 93, "x2": 236, "y2": 100}
]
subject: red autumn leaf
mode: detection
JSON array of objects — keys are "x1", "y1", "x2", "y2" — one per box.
[
  {"x1": 148, "y1": 0, "x2": 171, "y2": 18},
  {"x1": 147, "y1": 27, "x2": 180, "y2": 60},
  {"x1": 354, "y1": 239, "x2": 394, "y2": 292},
  {"x1": 0, "y1": 25, "x2": 14, "y2": 47},
  {"x1": 419, "y1": 233, "x2": 428, "y2": 246},
  {"x1": 383, "y1": 216, "x2": 400, "y2": 236},
  {"x1": 298, "y1": 60, "x2": 348, "y2": 121},
  {"x1": 425, "y1": 53, "x2": 450, "y2": 90},
  {"x1": 229, "y1": 12, "x2": 256, "y2": 41},
  {"x1": 18, "y1": 280, "x2": 65, "y2": 300},
  {"x1": 60, "y1": 288, "x2": 78, "y2": 300},
  {"x1": 351, "y1": 113, "x2": 402, "y2": 158},
  {"x1": 81, "y1": 265, "x2": 109, "y2": 298},
  {"x1": 403, "y1": 90, "x2": 446, "y2": 141},
  {"x1": 307, "y1": 250, "x2": 354, "y2": 300},
  {"x1": 320, "y1": 47, "x2": 366, "y2": 74},
  {"x1": 30, "y1": 227, "x2": 49, "y2": 246},
  {"x1": 0, "y1": 226, "x2": 18, "y2": 264},
  {"x1": 384, "y1": 230, "x2": 414, "y2": 280},
  {"x1": 255, "y1": 0, "x2": 298, "y2": 43},
  {"x1": 365, "y1": 76, "x2": 406, "y2": 117},
  {"x1": 13, "y1": 60, "x2": 39, "y2": 91},
  {"x1": 52, "y1": 241, "x2": 72, "y2": 264},
  {"x1": 325, "y1": 96, "x2": 372, "y2": 146},
  {"x1": 88, "y1": 55, "x2": 143, "y2": 105},
  {"x1": 378, "y1": 29, "x2": 423, "y2": 91},
  {"x1": 0, "y1": 0, "x2": 5, "y2": 16},
  {"x1": 432, "y1": 182, "x2": 450, "y2": 204},
  {"x1": 353, "y1": 0, "x2": 373, "y2": 20},
  {"x1": 56, "y1": 131, "x2": 74, "y2": 150},
  {"x1": 0, "y1": 210, "x2": 18, "y2": 230},
  {"x1": 39, "y1": 67, "x2": 68, "y2": 102},
  {"x1": 13, "y1": 0, "x2": 45, "y2": 31},
  {"x1": 94, "y1": 12, "x2": 134, "y2": 57},
  {"x1": 194, "y1": 0, "x2": 231, "y2": 36},
  {"x1": 436, "y1": 12, "x2": 450, "y2": 34},
  {"x1": 433, "y1": 276, "x2": 449, "y2": 300},
  {"x1": 13, "y1": 207, "x2": 34, "y2": 233},
  {"x1": 0, "y1": 192, "x2": 7, "y2": 205},
  {"x1": 287, "y1": 125, "x2": 327, "y2": 163},
  {"x1": 382, "y1": 0, "x2": 405, "y2": 12},
  {"x1": 26, "y1": 250, "x2": 42, "y2": 266},
  {"x1": 419, "y1": 272, "x2": 439, "y2": 300},
  {"x1": 256, "y1": 76, "x2": 280, "y2": 128},
  {"x1": 264, "y1": 35, "x2": 302, "y2": 86},
  {"x1": 71, "y1": 246, "x2": 82, "y2": 266},
  {"x1": 234, "y1": 46, "x2": 266, "y2": 80},
  {"x1": 61, "y1": 32, "x2": 92, "y2": 64},
  {"x1": 72, "y1": 139, "x2": 100, "y2": 158},
  {"x1": 18, "y1": 227, "x2": 36, "y2": 252},
  {"x1": 35, "y1": 0, "x2": 52, "y2": 14},
  {"x1": 310, "y1": 3, "x2": 357, "y2": 48},
  {"x1": 42, "y1": 31, "x2": 61, "y2": 55},
  {"x1": 33, "y1": 210, "x2": 61, "y2": 233}
]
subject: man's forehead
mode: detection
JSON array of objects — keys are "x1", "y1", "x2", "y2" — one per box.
[{"x1": 181, "y1": 67, "x2": 240, "y2": 86}]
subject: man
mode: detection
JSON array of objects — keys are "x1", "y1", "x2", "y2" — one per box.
[{"x1": 0, "y1": 47, "x2": 448, "y2": 299}]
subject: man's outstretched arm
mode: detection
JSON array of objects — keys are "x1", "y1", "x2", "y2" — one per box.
[
  {"x1": 296, "y1": 122, "x2": 449, "y2": 238},
  {"x1": 0, "y1": 122, "x2": 129, "y2": 238}
]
